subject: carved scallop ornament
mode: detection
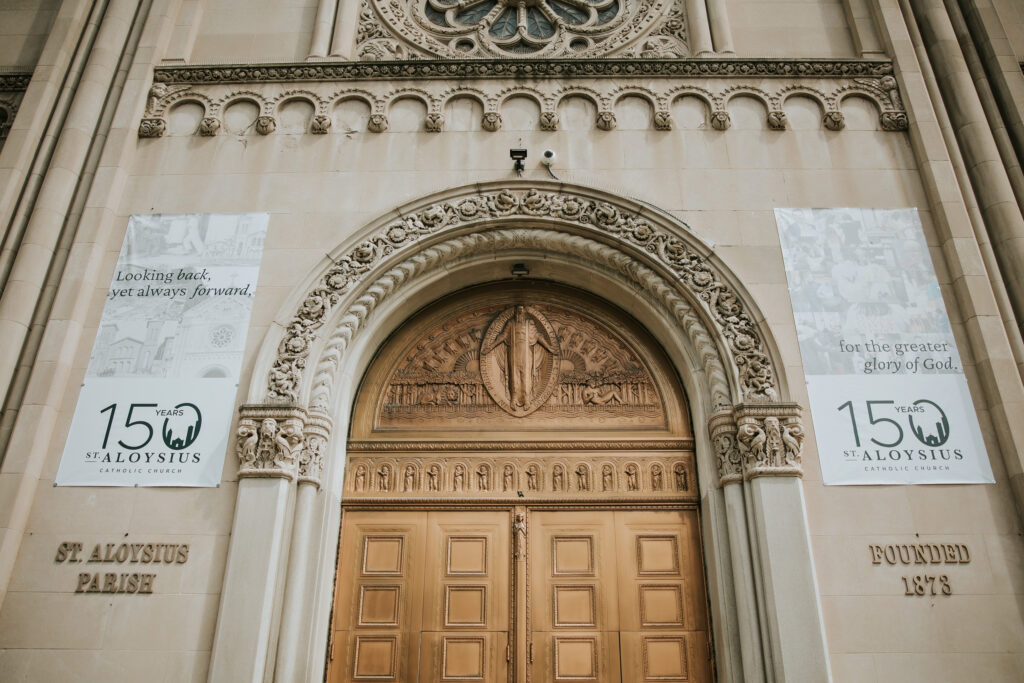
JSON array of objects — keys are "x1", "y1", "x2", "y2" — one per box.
[{"x1": 360, "y1": 0, "x2": 688, "y2": 59}]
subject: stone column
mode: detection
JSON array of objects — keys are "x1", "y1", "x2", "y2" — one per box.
[
  {"x1": 308, "y1": 0, "x2": 337, "y2": 58},
  {"x1": 710, "y1": 410, "x2": 767, "y2": 683},
  {"x1": 705, "y1": 0, "x2": 735, "y2": 53},
  {"x1": 274, "y1": 410, "x2": 332, "y2": 682},
  {"x1": 735, "y1": 404, "x2": 831, "y2": 682},
  {"x1": 329, "y1": 0, "x2": 363, "y2": 58},
  {"x1": 909, "y1": 0, "x2": 1024, "y2": 338},
  {"x1": 208, "y1": 404, "x2": 306, "y2": 683},
  {"x1": 685, "y1": 0, "x2": 714, "y2": 55}
]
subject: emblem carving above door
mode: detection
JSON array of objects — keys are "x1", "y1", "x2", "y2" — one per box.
[{"x1": 480, "y1": 305, "x2": 560, "y2": 417}]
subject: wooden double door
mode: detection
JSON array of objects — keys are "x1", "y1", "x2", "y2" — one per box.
[{"x1": 329, "y1": 508, "x2": 711, "y2": 683}]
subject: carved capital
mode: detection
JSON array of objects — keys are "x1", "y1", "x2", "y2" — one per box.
[
  {"x1": 766, "y1": 110, "x2": 787, "y2": 131},
  {"x1": 734, "y1": 403, "x2": 804, "y2": 480},
  {"x1": 823, "y1": 110, "x2": 845, "y2": 131},
  {"x1": 298, "y1": 410, "x2": 332, "y2": 487},
  {"x1": 255, "y1": 115, "x2": 276, "y2": 135},
  {"x1": 236, "y1": 404, "x2": 307, "y2": 480},
  {"x1": 198, "y1": 117, "x2": 220, "y2": 136},
  {"x1": 539, "y1": 111, "x2": 559, "y2": 131},
  {"x1": 880, "y1": 111, "x2": 908, "y2": 131},
  {"x1": 708, "y1": 411, "x2": 742, "y2": 486},
  {"x1": 425, "y1": 112, "x2": 444, "y2": 132},
  {"x1": 596, "y1": 110, "x2": 617, "y2": 131},
  {"x1": 138, "y1": 118, "x2": 166, "y2": 138},
  {"x1": 710, "y1": 110, "x2": 731, "y2": 131},
  {"x1": 311, "y1": 114, "x2": 332, "y2": 134},
  {"x1": 368, "y1": 113, "x2": 389, "y2": 132},
  {"x1": 481, "y1": 111, "x2": 502, "y2": 132},
  {"x1": 653, "y1": 110, "x2": 673, "y2": 131}
]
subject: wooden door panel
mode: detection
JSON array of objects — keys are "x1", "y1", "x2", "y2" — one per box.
[
  {"x1": 529, "y1": 512, "x2": 619, "y2": 633},
  {"x1": 418, "y1": 631, "x2": 509, "y2": 682},
  {"x1": 422, "y1": 511, "x2": 510, "y2": 633},
  {"x1": 530, "y1": 631, "x2": 621, "y2": 683},
  {"x1": 613, "y1": 510, "x2": 710, "y2": 683},
  {"x1": 331, "y1": 511, "x2": 427, "y2": 683}
]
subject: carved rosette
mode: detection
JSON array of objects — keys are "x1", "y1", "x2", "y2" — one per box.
[
  {"x1": 734, "y1": 403, "x2": 804, "y2": 480},
  {"x1": 709, "y1": 410, "x2": 742, "y2": 486},
  {"x1": 298, "y1": 410, "x2": 332, "y2": 487},
  {"x1": 138, "y1": 118, "x2": 166, "y2": 138},
  {"x1": 236, "y1": 405, "x2": 307, "y2": 480}
]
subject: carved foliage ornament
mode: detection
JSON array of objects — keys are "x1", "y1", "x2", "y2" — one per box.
[
  {"x1": 235, "y1": 405, "x2": 332, "y2": 485},
  {"x1": 359, "y1": 0, "x2": 687, "y2": 59},
  {"x1": 266, "y1": 188, "x2": 776, "y2": 404}
]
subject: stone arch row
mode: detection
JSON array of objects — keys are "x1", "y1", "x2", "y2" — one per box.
[{"x1": 139, "y1": 78, "x2": 909, "y2": 137}]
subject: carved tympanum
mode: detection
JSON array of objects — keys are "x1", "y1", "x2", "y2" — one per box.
[{"x1": 374, "y1": 297, "x2": 666, "y2": 429}]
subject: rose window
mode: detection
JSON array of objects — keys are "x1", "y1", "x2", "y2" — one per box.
[
  {"x1": 209, "y1": 325, "x2": 234, "y2": 348},
  {"x1": 359, "y1": 0, "x2": 688, "y2": 59},
  {"x1": 423, "y1": 0, "x2": 624, "y2": 55}
]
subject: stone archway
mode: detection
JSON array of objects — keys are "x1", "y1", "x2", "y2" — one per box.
[{"x1": 207, "y1": 181, "x2": 831, "y2": 683}]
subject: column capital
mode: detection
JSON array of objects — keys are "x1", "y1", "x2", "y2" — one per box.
[
  {"x1": 298, "y1": 410, "x2": 333, "y2": 488},
  {"x1": 236, "y1": 404, "x2": 308, "y2": 480},
  {"x1": 733, "y1": 403, "x2": 805, "y2": 480}
]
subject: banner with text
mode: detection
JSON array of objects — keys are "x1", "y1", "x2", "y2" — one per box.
[
  {"x1": 57, "y1": 213, "x2": 269, "y2": 486},
  {"x1": 775, "y1": 208, "x2": 993, "y2": 485}
]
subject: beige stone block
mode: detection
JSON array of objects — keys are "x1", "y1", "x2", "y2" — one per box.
[
  {"x1": 0, "y1": 591, "x2": 110, "y2": 649},
  {"x1": 907, "y1": 484, "x2": 1020, "y2": 535},
  {"x1": 2, "y1": 402, "x2": 57, "y2": 474},
  {"x1": 717, "y1": 245, "x2": 787, "y2": 285},
  {"x1": 103, "y1": 593, "x2": 218, "y2": 650},
  {"x1": 872, "y1": 653, "x2": 1024, "y2": 682},
  {"x1": 984, "y1": 533, "x2": 1024, "y2": 594},
  {"x1": 128, "y1": 486, "x2": 237, "y2": 536},
  {"x1": 823, "y1": 595, "x2": 941, "y2": 653},
  {"x1": 935, "y1": 594, "x2": 1024, "y2": 652},
  {"x1": 28, "y1": 485, "x2": 137, "y2": 535},
  {"x1": 804, "y1": 485, "x2": 915, "y2": 536},
  {"x1": 830, "y1": 653, "x2": 877, "y2": 683}
]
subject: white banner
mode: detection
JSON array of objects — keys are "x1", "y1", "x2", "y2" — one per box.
[
  {"x1": 775, "y1": 208, "x2": 993, "y2": 485},
  {"x1": 57, "y1": 213, "x2": 269, "y2": 486}
]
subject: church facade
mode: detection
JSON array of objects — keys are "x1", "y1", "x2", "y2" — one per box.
[{"x1": 2, "y1": 0, "x2": 1024, "y2": 681}]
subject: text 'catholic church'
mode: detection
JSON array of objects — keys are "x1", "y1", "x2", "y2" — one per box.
[{"x1": 2, "y1": 0, "x2": 1024, "y2": 681}]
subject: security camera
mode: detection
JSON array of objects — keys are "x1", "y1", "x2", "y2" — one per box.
[{"x1": 541, "y1": 149, "x2": 556, "y2": 166}]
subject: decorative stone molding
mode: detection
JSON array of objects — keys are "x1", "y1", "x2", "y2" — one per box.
[
  {"x1": 153, "y1": 59, "x2": 897, "y2": 84},
  {"x1": 708, "y1": 410, "x2": 741, "y2": 486},
  {"x1": 734, "y1": 403, "x2": 804, "y2": 480},
  {"x1": 236, "y1": 404, "x2": 307, "y2": 479},
  {"x1": 307, "y1": 227, "x2": 733, "y2": 412},
  {"x1": 0, "y1": 72, "x2": 31, "y2": 146},
  {"x1": 298, "y1": 410, "x2": 332, "y2": 487},
  {"x1": 141, "y1": 69, "x2": 908, "y2": 137},
  {"x1": 0, "y1": 72, "x2": 32, "y2": 90},
  {"x1": 343, "y1": 454, "x2": 696, "y2": 499},
  {"x1": 347, "y1": 439, "x2": 692, "y2": 451}
]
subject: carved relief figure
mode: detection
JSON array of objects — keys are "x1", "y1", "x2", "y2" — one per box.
[
  {"x1": 377, "y1": 464, "x2": 391, "y2": 491},
  {"x1": 526, "y1": 464, "x2": 539, "y2": 490},
  {"x1": 764, "y1": 417, "x2": 784, "y2": 466},
  {"x1": 503, "y1": 464, "x2": 515, "y2": 491},
  {"x1": 480, "y1": 305, "x2": 560, "y2": 416},
  {"x1": 427, "y1": 464, "x2": 440, "y2": 491},
  {"x1": 513, "y1": 512, "x2": 527, "y2": 559},
  {"x1": 575, "y1": 464, "x2": 590, "y2": 491},
  {"x1": 403, "y1": 464, "x2": 416, "y2": 492},
  {"x1": 552, "y1": 464, "x2": 565, "y2": 491},
  {"x1": 738, "y1": 423, "x2": 767, "y2": 466},
  {"x1": 477, "y1": 464, "x2": 490, "y2": 491},
  {"x1": 453, "y1": 464, "x2": 466, "y2": 491},
  {"x1": 354, "y1": 464, "x2": 367, "y2": 491},
  {"x1": 781, "y1": 422, "x2": 805, "y2": 466},
  {"x1": 602, "y1": 464, "x2": 614, "y2": 491},
  {"x1": 625, "y1": 464, "x2": 639, "y2": 491},
  {"x1": 674, "y1": 463, "x2": 688, "y2": 490},
  {"x1": 651, "y1": 463, "x2": 663, "y2": 490},
  {"x1": 237, "y1": 423, "x2": 258, "y2": 468},
  {"x1": 582, "y1": 383, "x2": 624, "y2": 405}
]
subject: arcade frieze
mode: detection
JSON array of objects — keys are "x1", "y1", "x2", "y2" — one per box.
[
  {"x1": 343, "y1": 454, "x2": 697, "y2": 500},
  {"x1": 139, "y1": 71, "x2": 908, "y2": 137}
]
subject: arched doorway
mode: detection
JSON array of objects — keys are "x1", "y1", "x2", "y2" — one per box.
[{"x1": 328, "y1": 282, "x2": 711, "y2": 682}]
